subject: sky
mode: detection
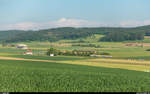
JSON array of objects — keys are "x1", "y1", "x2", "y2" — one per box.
[{"x1": 0, "y1": 0, "x2": 150, "y2": 30}]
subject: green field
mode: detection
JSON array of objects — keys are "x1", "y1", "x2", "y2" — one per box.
[
  {"x1": 0, "y1": 34, "x2": 150, "y2": 92},
  {"x1": 0, "y1": 59, "x2": 150, "y2": 92}
]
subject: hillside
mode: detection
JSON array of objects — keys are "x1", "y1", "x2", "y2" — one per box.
[
  {"x1": 0, "y1": 25, "x2": 150, "y2": 43},
  {"x1": 0, "y1": 30, "x2": 26, "y2": 42}
]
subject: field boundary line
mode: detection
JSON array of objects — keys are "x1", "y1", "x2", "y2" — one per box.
[{"x1": 0, "y1": 56, "x2": 149, "y2": 72}]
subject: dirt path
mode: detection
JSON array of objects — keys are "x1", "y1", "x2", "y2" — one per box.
[{"x1": 0, "y1": 56, "x2": 56, "y2": 63}]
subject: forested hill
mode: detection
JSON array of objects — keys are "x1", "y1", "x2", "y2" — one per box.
[{"x1": 0, "y1": 25, "x2": 150, "y2": 43}]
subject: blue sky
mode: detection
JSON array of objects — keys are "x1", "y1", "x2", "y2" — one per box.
[{"x1": 0, "y1": 0, "x2": 150, "y2": 30}]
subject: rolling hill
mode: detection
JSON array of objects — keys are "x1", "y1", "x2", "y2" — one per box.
[{"x1": 0, "y1": 25, "x2": 150, "y2": 43}]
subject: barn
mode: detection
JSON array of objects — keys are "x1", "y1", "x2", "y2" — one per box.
[{"x1": 16, "y1": 44, "x2": 28, "y2": 49}]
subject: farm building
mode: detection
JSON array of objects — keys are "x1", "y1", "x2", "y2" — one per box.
[
  {"x1": 125, "y1": 43, "x2": 143, "y2": 47},
  {"x1": 24, "y1": 49, "x2": 33, "y2": 55},
  {"x1": 16, "y1": 44, "x2": 28, "y2": 49}
]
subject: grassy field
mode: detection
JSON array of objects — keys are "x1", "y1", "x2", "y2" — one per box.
[
  {"x1": 0, "y1": 34, "x2": 150, "y2": 92},
  {"x1": 0, "y1": 59, "x2": 150, "y2": 92}
]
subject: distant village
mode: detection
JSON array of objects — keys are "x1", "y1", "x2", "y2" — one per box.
[
  {"x1": 2, "y1": 42, "x2": 149, "y2": 58},
  {"x1": 1, "y1": 43, "x2": 115, "y2": 58},
  {"x1": 3, "y1": 42, "x2": 148, "y2": 58}
]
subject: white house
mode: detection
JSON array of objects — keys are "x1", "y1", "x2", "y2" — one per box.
[
  {"x1": 24, "y1": 52, "x2": 33, "y2": 55},
  {"x1": 50, "y1": 54, "x2": 54, "y2": 57},
  {"x1": 24, "y1": 49, "x2": 33, "y2": 55}
]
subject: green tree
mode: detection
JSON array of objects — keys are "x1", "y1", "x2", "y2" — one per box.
[{"x1": 46, "y1": 48, "x2": 59, "y2": 56}]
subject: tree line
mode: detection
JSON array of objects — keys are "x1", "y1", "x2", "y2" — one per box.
[
  {"x1": 72, "y1": 43, "x2": 101, "y2": 48},
  {"x1": 100, "y1": 31, "x2": 145, "y2": 42},
  {"x1": 46, "y1": 48, "x2": 111, "y2": 57},
  {"x1": 0, "y1": 25, "x2": 150, "y2": 43},
  {"x1": 46, "y1": 48, "x2": 97, "y2": 56}
]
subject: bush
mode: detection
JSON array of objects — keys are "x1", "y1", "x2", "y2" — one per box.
[
  {"x1": 97, "y1": 52, "x2": 111, "y2": 55},
  {"x1": 72, "y1": 44, "x2": 101, "y2": 48},
  {"x1": 46, "y1": 48, "x2": 59, "y2": 56},
  {"x1": 146, "y1": 49, "x2": 150, "y2": 51}
]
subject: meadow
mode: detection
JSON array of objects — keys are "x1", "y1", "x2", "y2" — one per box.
[{"x1": 1, "y1": 35, "x2": 150, "y2": 60}]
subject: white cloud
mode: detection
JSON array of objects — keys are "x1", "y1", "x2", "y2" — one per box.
[
  {"x1": 0, "y1": 18, "x2": 150, "y2": 30},
  {"x1": 0, "y1": 18, "x2": 106, "y2": 30},
  {"x1": 0, "y1": 22, "x2": 39, "y2": 30},
  {"x1": 120, "y1": 20, "x2": 150, "y2": 27},
  {"x1": 46, "y1": 18, "x2": 107, "y2": 28}
]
